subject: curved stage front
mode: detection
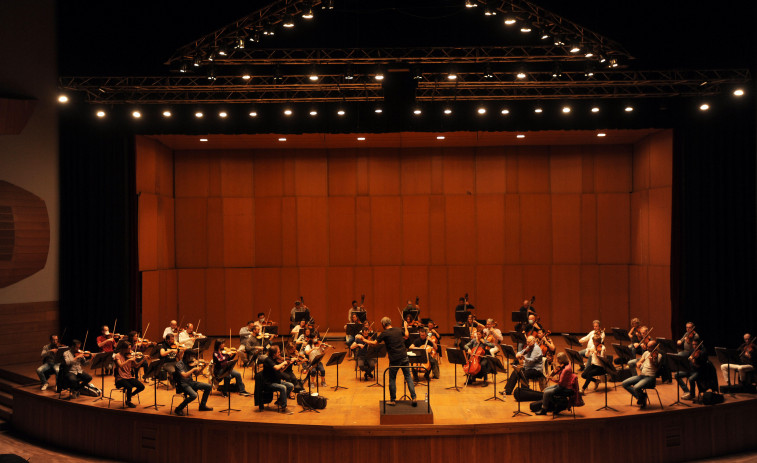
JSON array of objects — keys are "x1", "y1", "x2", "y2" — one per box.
[{"x1": 10, "y1": 367, "x2": 757, "y2": 463}]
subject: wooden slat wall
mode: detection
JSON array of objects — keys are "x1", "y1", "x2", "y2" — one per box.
[
  {"x1": 136, "y1": 137, "x2": 673, "y2": 336},
  {"x1": 0, "y1": 301, "x2": 58, "y2": 366}
]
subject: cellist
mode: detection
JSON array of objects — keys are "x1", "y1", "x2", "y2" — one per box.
[{"x1": 464, "y1": 330, "x2": 495, "y2": 387}]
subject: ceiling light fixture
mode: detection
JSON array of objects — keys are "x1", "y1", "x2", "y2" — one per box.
[
  {"x1": 501, "y1": 108, "x2": 510, "y2": 115},
  {"x1": 284, "y1": 109, "x2": 293, "y2": 116},
  {"x1": 437, "y1": 136, "x2": 446, "y2": 140},
  {"x1": 625, "y1": 106, "x2": 634, "y2": 112},
  {"x1": 219, "y1": 111, "x2": 228, "y2": 118},
  {"x1": 58, "y1": 95, "x2": 69, "y2": 103},
  {"x1": 278, "y1": 138, "x2": 287, "y2": 142},
  {"x1": 132, "y1": 110, "x2": 142, "y2": 119},
  {"x1": 337, "y1": 109, "x2": 346, "y2": 116},
  {"x1": 597, "y1": 133, "x2": 606, "y2": 137},
  {"x1": 309, "y1": 110, "x2": 318, "y2": 116},
  {"x1": 734, "y1": 88, "x2": 745, "y2": 97},
  {"x1": 444, "y1": 108, "x2": 452, "y2": 115},
  {"x1": 96, "y1": 110, "x2": 106, "y2": 118},
  {"x1": 195, "y1": 111, "x2": 204, "y2": 118},
  {"x1": 249, "y1": 111, "x2": 258, "y2": 117},
  {"x1": 699, "y1": 103, "x2": 710, "y2": 111},
  {"x1": 591, "y1": 106, "x2": 600, "y2": 113},
  {"x1": 516, "y1": 134, "x2": 525, "y2": 138},
  {"x1": 465, "y1": 0, "x2": 478, "y2": 8},
  {"x1": 283, "y1": 15, "x2": 295, "y2": 28},
  {"x1": 477, "y1": 107, "x2": 486, "y2": 115},
  {"x1": 200, "y1": 138, "x2": 208, "y2": 142}
]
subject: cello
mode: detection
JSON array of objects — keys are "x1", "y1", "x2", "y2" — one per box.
[{"x1": 463, "y1": 333, "x2": 485, "y2": 377}]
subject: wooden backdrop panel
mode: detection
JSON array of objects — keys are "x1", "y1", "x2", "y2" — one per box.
[
  {"x1": 220, "y1": 151, "x2": 254, "y2": 197},
  {"x1": 402, "y1": 196, "x2": 431, "y2": 265},
  {"x1": 328, "y1": 197, "x2": 357, "y2": 266},
  {"x1": 222, "y1": 197, "x2": 254, "y2": 267},
  {"x1": 475, "y1": 195, "x2": 506, "y2": 265}
]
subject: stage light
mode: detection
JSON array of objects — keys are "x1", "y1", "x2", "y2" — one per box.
[
  {"x1": 413, "y1": 108, "x2": 422, "y2": 115},
  {"x1": 504, "y1": 17, "x2": 516, "y2": 25},
  {"x1": 242, "y1": 73, "x2": 252, "y2": 80},
  {"x1": 484, "y1": 3, "x2": 496, "y2": 15},
  {"x1": 357, "y1": 137, "x2": 366, "y2": 141},
  {"x1": 207, "y1": 67, "x2": 216, "y2": 81},
  {"x1": 437, "y1": 136, "x2": 446, "y2": 140},
  {"x1": 249, "y1": 111, "x2": 258, "y2": 117},
  {"x1": 541, "y1": 33, "x2": 550, "y2": 40},
  {"x1": 283, "y1": 15, "x2": 295, "y2": 28},
  {"x1": 195, "y1": 111, "x2": 204, "y2": 118},
  {"x1": 516, "y1": 134, "x2": 525, "y2": 138},
  {"x1": 337, "y1": 109, "x2": 346, "y2": 116},
  {"x1": 609, "y1": 59, "x2": 619, "y2": 68},
  {"x1": 219, "y1": 111, "x2": 228, "y2": 118},
  {"x1": 569, "y1": 44, "x2": 581, "y2": 53},
  {"x1": 597, "y1": 133, "x2": 606, "y2": 137},
  {"x1": 443, "y1": 108, "x2": 452, "y2": 115},
  {"x1": 193, "y1": 56, "x2": 201, "y2": 67},
  {"x1": 302, "y1": 5, "x2": 314, "y2": 19},
  {"x1": 200, "y1": 138, "x2": 208, "y2": 142},
  {"x1": 217, "y1": 46, "x2": 227, "y2": 56},
  {"x1": 412, "y1": 66, "x2": 424, "y2": 80},
  {"x1": 483, "y1": 64, "x2": 494, "y2": 79},
  {"x1": 591, "y1": 106, "x2": 600, "y2": 113},
  {"x1": 284, "y1": 109, "x2": 293, "y2": 116},
  {"x1": 57, "y1": 94, "x2": 69, "y2": 103},
  {"x1": 477, "y1": 107, "x2": 487, "y2": 115},
  {"x1": 553, "y1": 36, "x2": 565, "y2": 46},
  {"x1": 734, "y1": 88, "x2": 745, "y2": 97},
  {"x1": 562, "y1": 106, "x2": 571, "y2": 113},
  {"x1": 344, "y1": 64, "x2": 355, "y2": 80},
  {"x1": 375, "y1": 72, "x2": 384, "y2": 81},
  {"x1": 534, "y1": 106, "x2": 543, "y2": 113},
  {"x1": 309, "y1": 110, "x2": 318, "y2": 116},
  {"x1": 465, "y1": 0, "x2": 477, "y2": 8},
  {"x1": 278, "y1": 137, "x2": 287, "y2": 142},
  {"x1": 132, "y1": 110, "x2": 142, "y2": 119},
  {"x1": 625, "y1": 106, "x2": 634, "y2": 112},
  {"x1": 273, "y1": 66, "x2": 283, "y2": 82},
  {"x1": 500, "y1": 108, "x2": 510, "y2": 115},
  {"x1": 448, "y1": 73, "x2": 457, "y2": 80},
  {"x1": 374, "y1": 107, "x2": 383, "y2": 114},
  {"x1": 309, "y1": 72, "x2": 318, "y2": 81},
  {"x1": 322, "y1": 0, "x2": 334, "y2": 9},
  {"x1": 162, "y1": 110, "x2": 172, "y2": 117},
  {"x1": 551, "y1": 64, "x2": 563, "y2": 78},
  {"x1": 236, "y1": 37, "x2": 245, "y2": 49},
  {"x1": 250, "y1": 31, "x2": 261, "y2": 43},
  {"x1": 179, "y1": 63, "x2": 188, "y2": 73},
  {"x1": 699, "y1": 103, "x2": 710, "y2": 111},
  {"x1": 520, "y1": 26, "x2": 532, "y2": 33},
  {"x1": 516, "y1": 72, "x2": 526, "y2": 79},
  {"x1": 584, "y1": 49, "x2": 595, "y2": 58},
  {"x1": 96, "y1": 110, "x2": 106, "y2": 118}
]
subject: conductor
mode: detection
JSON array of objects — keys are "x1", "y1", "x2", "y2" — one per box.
[{"x1": 364, "y1": 317, "x2": 417, "y2": 406}]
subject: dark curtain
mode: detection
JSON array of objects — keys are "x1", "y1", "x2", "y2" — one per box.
[
  {"x1": 671, "y1": 104, "x2": 757, "y2": 348},
  {"x1": 59, "y1": 114, "x2": 137, "y2": 350}
]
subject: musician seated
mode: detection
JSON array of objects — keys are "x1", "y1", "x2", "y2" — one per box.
[
  {"x1": 581, "y1": 336, "x2": 606, "y2": 393},
  {"x1": 577, "y1": 320, "x2": 604, "y2": 371},
  {"x1": 114, "y1": 341, "x2": 146, "y2": 407},
  {"x1": 128, "y1": 331, "x2": 152, "y2": 381},
  {"x1": 162, "y1": 319, "x2": 179, "y2": 340},
  {"x1": 503, "y1": 335, "x2": 545, "y2": 395},
  {"x1": 96, "y1": 325, "x2": 118, "y2": 353},
  {"x1": 402, "y1": 299, "x2": 419, "y2": 321},
  {"x1": 172, "y1": 348, "x2": 213, "y2": 415},
  {"x1": 622, "y1": 340, "x2": 660, "y2": 409},
  {"x1": 178, "y1": 323, "x2": 204, "y2": 350},
  {"x1": 347, "y1": 299, "x2": 366, "y2": 322},
  {"x1": 426, "y1": 321, "x2": 443, "y2": 359},
  {"x1": 676, "y1": 321, "x2": 699, "y2": 357},
  {"x1": 721, "y1": 333, "x2": 755, "y2": 386},
  {"x1": 290, "y1": 319, "x2": 308, "y2": 338},
  {"x1": 351, "y1": 326, "x2": 376, "y2": 380},
  {"x1": 212, "y1": 339, "x2": 250, "y2": 397},
  {"x1": 535, "y1": 352, "x2": 578, "y2": 415},
  {"x1": 464, "y1": 331, "x2": 495, "y2": 386},
  {"x1": 62, "y1": 339, "x2": 92, "y2": 398},
  {"x1": 483, "y1": 319, "x2": 503, "y2": 356},
  {"x1": 260, "y1": 345, "x2": 295, "y2": 413},
  {"x1": 158, "y1": 333, "x2": 179, "y2": 378},
  {"x1": 627, "y1": 325, "x2": 650, "y2": 374},
  {"x1": 239, "y1": 324, "x2": 265, "y2": 367},
  {"x1": 345, "y1": 312, "x2": 361, "y2": 347},
  {"x1": 303, "y1": 335, "x2": 327, "y2": 386},
  {"x1": 239, "y1": 320, "x2": 256, "y2": 345},
  {"x1": 37, "y1": 334, "x2": 62, "y2": 391},
  {"x1": 410, "y1": 329, "x2": 439, "y2": 381},
  {"x1": 253, "y1": 312, "x2": 273, "y2": 330},
  {"x1": 675, "y1": 338, "x2": 711, "y2": 400}
]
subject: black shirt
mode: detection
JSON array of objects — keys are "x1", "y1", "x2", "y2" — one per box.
[
  {"x1": 455, "y1": 303, "x2": 474, "y2": 312},
  {"x1": 173, "y1": 360, "x2": 190, "y2": 386},
  {"x1": 377, "y1": 327, "x2": 408, "y2": 364},
  {"x1": 261, "y1": 355, "x2": 280, "y2": 385}
]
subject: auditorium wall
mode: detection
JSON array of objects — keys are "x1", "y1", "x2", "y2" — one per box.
[{"x1": 138, "y1": 132, "x2": 672, "y2": 337}]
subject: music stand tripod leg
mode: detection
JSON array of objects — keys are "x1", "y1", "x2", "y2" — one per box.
[
  {"x1": 445, "y1": 363, "x2": 461, "y2": 391},
  {"x1": 596, "y1": 374, "x2": 618, "y2": 412},
  {"x1": 485, "y1": 369, "x2": 504, "y2": 402}
]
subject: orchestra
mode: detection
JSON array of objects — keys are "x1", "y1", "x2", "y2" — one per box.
[{"x1": 33, "y1": 295, "x2": 755, "y2": 421}]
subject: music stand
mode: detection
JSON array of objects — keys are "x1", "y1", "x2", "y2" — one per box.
[
  {"x1": 611, "y1": 328, "x2": 629, "y2": 346},
  {"x1": 501, "y1": 345, "x2": 518, "y2": 380},
  {"x1": 595, "y1": 356, "x2": 618, "y2": 412},
  {"x1": 445, "y1": 348, "x2": 467, "y2": 392},
  {"x1": 656, "y1": 338, "x2": 678, "y2": 355},
  {"x1": 565, "y1": 349, "x2": 584, "y2": 373},
  {"x1": 455, "y1": 310, "x2": 471, "y2": 324},
  {"x1": 403, "y1": 309, "x2": 420, "y2": 322},
  {"x1": 300, "y1": 353, "x2": 325, "y2": 413},
  {"x1": 326, "y1": 352, "x2": 348, "y2": 391},
  {"x1": 562, "y1": 333, "x2": 582, "y2": 350},
  {"x1": 293, "y1": 310, "x2": 311, "y2": 325},
  {"x1": 511, "y1": 311, "x2": 526, "y2": 331},
  {"x1": 217, "y1": 359, "x2": 241, "y2": 415},
  {"x1": 612, "y1": 344, "x2": 635, "y2": 369},
  {"x1": 262, "y1": 325, "x2": 279, "y2": 336},
  {"x1": 407, "y1": 348, "x2": 429, "y2": 387},
  {"x1": 192, "y1": 337, "x2": 213, "y2": 359},
  {"x1": 666, "y1": 354, "x2": 692, "y2": 407},
  {"x1": 486, "y1": 357, "x2": 506, "y2": 402},
  {"x1": 346, "y1": 323, "x2": 363, "y2": 339},
  {"x1": 349, "y1": 311, "x2": 368, "y2": 323},
  {"x1": 142, "y1": 359, "x2": 165, "y2": 410},
  {"x1": 715, "y1": 347, "x2": 742, "y2": 394},
  {"x1": 509, "y1": 331, "x2": 527, "y2": 348},
  {"x1": 90, "y1": 352, "x2": 112, "y2": 402},
  {"x1": 406, "y1": 332, "x2": 421, "y2": 347},
  {"x1": 366, "y1": 344, "x2": 387, "y2": 388},
  {"x1": 511, "y1": 374, "x2": 532, "y2": 417}
]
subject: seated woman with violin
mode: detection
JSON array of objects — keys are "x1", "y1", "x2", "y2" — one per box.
[
  {"x1": 127, "y1": 331, "x2": 153, "y2": 382},
  {"x1": 464, "y1": 330, "x2": 495, "y2": 387},
  {"x1": 212, "y1": 339, "x2": 250, "y2": 397},
  {"x1": 535, "y1": 352, "x2": 579, "y2": 415},
  {"x1": 113, "y1": 341, "x2": 146, "y2": 407},
  {"x1": 411, "y1": 329, "x2": 440, "y2": 381},
  {"x1": 62, "y1": 339, "x2": 92, "y2": 398},
  {"x1": 581, "y1": 335, "x2": 606, "y2": 393}
]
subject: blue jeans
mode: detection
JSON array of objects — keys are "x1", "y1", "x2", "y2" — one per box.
[
  {"x1": 346, "y1": 335, "x2": 355, "y2": 347},
  {"x1": 177, "y1": 380, "x2": 211, "y2": 409},
  {"x1": 676, "y1": 370, "x2": 699, "y2": 394},
  {"x1": 223, "y1": 369, "x2": 246, "y2": 393},
  {"x1": 268, "y1": 380, "x2": 294, "y2": 407},
  {"x1": 388, "y1": 359, "x2": 416, "y2": 401},
  {"x1": 622, "y1": 375, "x2": 656, "y2": 399},
  {"x1": 37, "y1": 362, "x2": 58, "y2": 384}
]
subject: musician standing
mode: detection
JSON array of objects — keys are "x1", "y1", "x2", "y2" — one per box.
[
  {"x1": 364, "y1": 317, "x2": 417, "y2": 406},
  {"x1": 622, "y1": 340, "x2": 659, "y2": 408},
  {"x1": 721, "y1": 333, "x2": 755, "y2": 385},
  {"x1": 37, "y1": 334, "x2": 61, "y2": 391},
  {"x1": 172, "y1": 348, "x2": 213, "y2": 415},
  {"x1": 348, "y1": 299, "x2": 366, "y2": 321},
  {"x1": 113, "y1": 341, "x2": 146, "y2": 407}
]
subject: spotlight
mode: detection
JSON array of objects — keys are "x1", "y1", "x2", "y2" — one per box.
[
  {"x1": 262, "y1": 21, "x2": 274, "y2": 35},
  {"x1": 308, "y1": 71, "x2": 318, "y2": 81},
  {"x1": 236, "y1": 37, "x2": 245, "y2": 49},
  {"x1": 569, "y1": 44, "x2": 581, "y2": 53},
  {"x1": 413, "y1": 108, "x2": 422, "y2": 115},
  {"x1": 516, "y1": 134, "x2": 525, "y2": 138},
  {"x1": 250, "y1": 31, "x2": 261, "y2": 43},
  {"x1": 520, "y1": 26, "x2": 532, "y2": 33},
  {"x1": 447, "y1": 72, "x2": 458, "y2": 80},
  {"x1": 193, "y1": 56, "x2": 201, "y2": 67},
  {"x1": 374, "y1": 107, "x2": 383, "y2": 114},
  {"x1": 624, "y1": 106, "x2": 634, "y2": 112},
  {"x1": 195, "y1": 111, "x2": 204, "y2": 118},
  {"x1": 444, "y1": 108, "x2": 452, "y2": 115},
  {"x1": 322, "y1": 0, "x2": 334, "y2": 9},
  {"x1": 534, "y1": 106, "x2": 543, "y2": 113},
  {"x1": 249, "y1": 111, "x2": 258, "y2": 117},
  {"x1": 553, "y1": 35, "x2": 565, "y2": 46},
  {"x1": 699, "y1": 103, "x2": 710, "y2": 111},
  {"x1": 337, "y1": 109, "x2": 346, "y2": 116},
  {"x1": 734, "y1": 88, "x2": 745, "y2": 97},
  {"x1": 273, "y1": 66, "x2": 283, "y2": 82},
  {"x1": 284, "y1": 109, "x2": 293, "y2": 116},
  {"x1": 219, "y1": 111, "x2": 228, "y2": 118},
  {"x1": 562, "y1": 106, "x2": 571, "y2": 113},
  {"x1": 278, "y1": 138, "x2": 287, "y2": 142},
  {"x1": 357, "y1": 137, "x2": 366, "y2": 141},
  {"x1": 309, "y1": 110, "x2": 318, "y2": 116},
  {"x1": 465, "y1": 0, "x2": 477, "y2": 8},
  {"x1": 57, "y1": 94, "x2": 69, "y2": 103},
  {"x1": 132, "y1": 110, "x2": 142, "y2": 119},
  {"x1": 412, "y1": 67, "x2": 424, "y2": 80},
  {"x1": 584, "y1": 64, "x2": 595, "y2": 77},
  {"x1": 477, "y1": 107, "x2": 486, "y2": 115},
  {"x1": 179, "y1": 63, "x2": 189, "y2": 73},
  {"x1": 436, "y1": 136, "x2": 446, "y2": 140},
  {"x1": 591, "y1": 106, "x2": 600, "y2": 113},
  {"x1": 344, "y1": 64, "x2": 354, "y2": 80},
  {"x1": 500, "y1": 108, "x2": 510, "y2": 115},
  {"x1": 242, "y1": 72, "x2": 252, "y2": 80},
  {"x1": 597, "y1": 133, "x2": 606, "y2": 137},
  {"x1": 483, "y1": 64, "x2": 494, "y2": 79},
  {"x1": 200, "y1": 138, "x2": 208, "y2": 142},
  {"x1": 375, "y1": 72, "x2": 384, "y2": 81},
  {"x1": 503, "y1": 8, "x2": 517, "y2": 25},
  {"x1": 484, "y1": 3, "x2": 496, "y2": 15},
  {"x1": 541, "y1": 33, "x2": 550, "y2": 40},
  {"x1": 96, "y1": 110, "x2": 106, "y2": 118},
  {"x1": 302, "y1": 5, "x2": 314, "y2": 19},
  {"x1": 162, "y1": 110, "x2": 172, "y2": 117},
  {"x1": 207, "y1": 67, "x2": 216, "y2": 81},
  {"x1": 551, "y1": 64, "x2": 563, "y2": 78},
  {"x1": 516, "y1": 72, "x2": 526, "y2": 79},
  {"x1": 584, "y1": 50, "x2": 594, "y2": 58},
  {"x1": 608, "y1": 59, "x2": 619, "y2": 68},
  {"x1": 283, "y1": 15, "x2": 295, "y2": 28},
  {"x1": 217, "y1": 46, "x2": 227, "y2": 56}
]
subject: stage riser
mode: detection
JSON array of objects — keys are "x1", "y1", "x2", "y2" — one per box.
[{"x1": 12, "y1": 389, "x2": 757, "y2": 463}]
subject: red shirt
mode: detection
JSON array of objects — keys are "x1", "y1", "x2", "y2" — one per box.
[{"x1": 97, "y1": 335, "x2": 115, "y2": 352}]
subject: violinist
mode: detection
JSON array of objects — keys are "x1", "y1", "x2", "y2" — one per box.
[
  {"x1": 464, "y1": 330, "x2": 495, "y2": 386},
  {"x1": 162, "y1": 319, "x2": 179, "y2": 340},
  {"x1": 627, "y1": 325, "x2": 650, "y2": 375},
  {"x1": 158, "y1": 333, "x2": 180, "y2": 377},
  {"x1": 290, "y1": 319, "x2": 307, "y2": 338},
  {"x1": 578, "y1": 320, "x2": 605, "y2": 371},
  {"x1": 128, "y1": 331, "x2": 152, "y2": 381},
  {"x1": 253, "y1": 312, "x2": 275, "y2": 330},
  {"x1": 212, "y1": 339, "x2": 250, "y2": 397},
  {"x1": 345, "y1": 312, "x2": 362, "y2": 347},
  {"x1": 628, "y1": 318, "x2": 642, "y2": 344},
  {"x1": 96, "y1": 325, "x2": 118, "y2": 353},
  {"x1": 411, "y1": 329, "x2": 440, "y2": 381},
  {"x1": 295, "y1": 326, "x2": 314, "y2": 352},
  {"x1": 622, "y1": 340, "x2": 659, "y2": 409},
  {"x1": 114, "y1": 341, "x2": 146, "y2": 407},
  {"x1": 173, "y1": 348, "x2": 213, "y2": 415},
  {"x1": 351, "y1": 326, "x2": 376, "y2": 380},
  {"x1": 239, "y1": 320, "x2": 256, "y2": 344},
  {"x1": 261, "y1": 345, "x2": 295, "y2": 413},
  {"x1": 37, "y1": 334, "x2": 62, "y2": 391},
  {"x1": 239, "y1": 324, "x2": 265, "y2": 367},
  {"x1": 503, "y1": 335, "x2": 544, "y2": 395},
  {"x1": 535, "y1": 352, "x2": 577, "y2": 415},
  {"x1": 721, "y1": 333, "x2": 755, "y2": 384},
  {"x1": 178, "y1": 323, "x2": 205, "y2": 350},
  {"x1": 404, "y1": 313, "x2": 422, "y2": 332},
  {"x1": 62, "y1": 339, "x2": 92, "y2": 398},
  {"x1": 676, "y1": 322, "x2": 699, "y2": 357},
  {"x1": 581, "y1": 335, "x2": 606, "y2": 393},
  {"x1": 676, "y1": 338, "x2": 708, "y2": 400},
  {"x1": 271, "y1": 343, "x2": 303, "y2": 394},
  {"x1": 536, "y1": 328, "x2": 556, "y2": 365},
  {"x1": 363, "y1": 317, "x2": 417, "y2": 407},
  {"x1": 303, "y1": 334, "x2": 329, "y2": 387}
]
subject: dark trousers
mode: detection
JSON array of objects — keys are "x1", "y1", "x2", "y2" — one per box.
[
  {"x1": 581, "y1": 364, "x2": 605, "y2": 389},
  {"x1": 505, "y1": 368, "x2": 543, "y2": 395},
  {"x1": 177, "y1": 380, "x2": 212, "y2": 410},
  {"x1": 115, "y1": 377, "x2": 145, "y2": 402},
  {"x1": 64, "y1": 372, "x2": 92, "y2": 391}
]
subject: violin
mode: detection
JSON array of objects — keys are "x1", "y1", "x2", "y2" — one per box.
[
  {"x1": 221, "y1": 347, "x2": 238, "y2": 356},
  {"x1": 689, "y1": 342, "x2": 704, "y2": 362},
  {"x1": 74, "y1": 349, "x2": 92, "y2": 359},
  {"x1": 128, "y1": 351, "x2": 148, "y2": 361},
  {"x1": 742, "y1": 337, "x2": 755, "y2": 359}
]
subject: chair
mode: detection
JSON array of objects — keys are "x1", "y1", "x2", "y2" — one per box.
[
  {"x1": 630, "y1": 384, "x2": 663, "y2": 409},
  {"x1": 107, "y1": 385, "x2": 141, "y2": 409},
  {"x1": 253, "y1": 372, "x2": 280, "y2": 411},
  {"x1": 551, "y1": 389, "x2": 577, "y2": 419},
  {"x1": 170, "y1": 391, "x2": 192, "y2": 415}
]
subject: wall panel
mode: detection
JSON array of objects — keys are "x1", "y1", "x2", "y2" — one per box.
[
  {"x1": 222, "y1": 198, "x2": 254, "y2": 267},
  {"x1": 370, "y1": 196, "x2": 403, "y2": 266},
  {"x1": 328, "y1": 197, "x2": 356, "y2": 266},
  {"x1": 297, "y1": 196, "x2": 329, "y2": 266},
  {"x1": 475, "y1": 195, "x2": 505, "y2": 264},
  {"x1": 402, "y1": 196, "x2": 431, "y2": 265}
]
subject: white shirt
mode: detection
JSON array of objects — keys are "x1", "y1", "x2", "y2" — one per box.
[
  {"x1": 483, "y1": 327, "x2": 503, "y2": 344},
  {"x1": 178, "y1": 331, "x2": 203, "y2": 349},
  {"x1": 162, "y1": 326, "x2": 175, "y2": 341},
  {"x1": 587, "y1": 344, "x2": 606, "y2": 366},
  {"x1": 579, "y1": 329, "x2": 605, "y2": 350}
]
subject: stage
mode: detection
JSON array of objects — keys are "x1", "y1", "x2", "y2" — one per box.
[{"x1": 6, "y1": 339, "x2": 757, "y2": 463}]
